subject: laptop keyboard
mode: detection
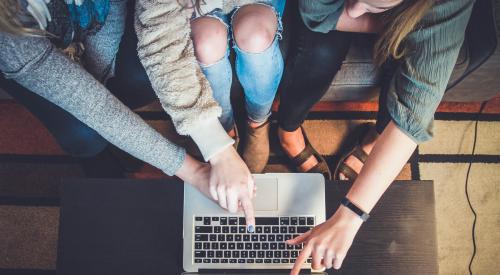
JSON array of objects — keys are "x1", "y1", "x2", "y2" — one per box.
[{"x1": 193, "y1": 216, "x2": 314, "y2": 264}]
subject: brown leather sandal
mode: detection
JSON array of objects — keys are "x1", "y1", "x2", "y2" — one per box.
[
  {"x1": 287, "y1": 127, "x2": 332, "y2": 180},
  {"x1": 334, "y1": 122, "x2": 374, "y2": 181}
]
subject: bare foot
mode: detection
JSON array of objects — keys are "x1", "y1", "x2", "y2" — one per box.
[
  {"x1": 278, "y1": 127, "x2": 319, "y2": 172},
  {"x1": 339, "y1": 127, "x2": 379, "y2": 180}
]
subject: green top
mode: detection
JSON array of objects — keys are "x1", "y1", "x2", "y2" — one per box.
[{"x1": 299, "y1": 0, "x2": 475, "y2": 143}]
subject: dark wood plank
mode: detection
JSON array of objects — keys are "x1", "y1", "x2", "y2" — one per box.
[{"x1": 325, "y1": 181, "x2": 437, "y2": 275}]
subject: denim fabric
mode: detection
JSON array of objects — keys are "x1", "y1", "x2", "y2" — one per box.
[{"x1": 198, "y1": 0, "x2": 285, "y2": 131}]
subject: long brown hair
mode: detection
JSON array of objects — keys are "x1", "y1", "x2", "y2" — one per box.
[
  {"x1": 0, "y1": 0, "x2": 42, "y2": 35},
  {"x1": 374, "y1": 0, "x2": 435, "y2": 66}
]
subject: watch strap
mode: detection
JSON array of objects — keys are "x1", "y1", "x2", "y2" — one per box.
[{"x1": 341, "y1": 197, "x2": 370, "y2": 222}]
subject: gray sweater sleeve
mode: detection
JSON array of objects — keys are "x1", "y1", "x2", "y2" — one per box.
[{"x1": 0, "y1": 32, "x2": 186, "y2": 176}]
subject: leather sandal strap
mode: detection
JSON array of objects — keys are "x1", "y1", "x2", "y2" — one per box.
[
  {"x1": 291, "y1": 143, "x2": 315, "y2": 167},
  {"x1": 308, "y1": 160, "x2": 331, "y2": 179},
  {"x1": 337, "y1": 163, "x2": 358, "y2": 181},
  {"x1": 352, "y1": 145, "x2": 369, "y2": 164}
]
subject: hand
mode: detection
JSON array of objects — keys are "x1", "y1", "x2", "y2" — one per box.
[
  {"x1": 175, "y1": 154, "x2": 214, "y2": 199},
  {"x1": 288, "y1": 205, "x2": 364, "y2": 274},
  {"x1": 209, "y1": 146, "x2": 256, "y2": 231}
]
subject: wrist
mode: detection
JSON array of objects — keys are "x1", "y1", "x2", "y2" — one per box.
[
  {"x1": 176, "y1": 154, "x2": 204, "y2": 184},
  {"x1": 209, "y1": 146, "x2": 235, "y2": 165},
  {"x1": 335, "y1": 204, "x2": 364, "y2": 228}
]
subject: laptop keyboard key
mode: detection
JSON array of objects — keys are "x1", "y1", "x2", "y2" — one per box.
[
  {"x1": 203, "y1": 217, "x2": 211, "y2": 225},
  {"x1": 195, "y1": 217, "x2": 202, "y2": 222},
  {"x1": 229, "y1": 217, "x2": 238, "y2": 225},
  {"x1": 208, "y1": 251, "x2": 214, "y2": 258},
  {"x1": 239, "y1": 217, "x2": 246, "y2": 225},
  {"x1": 195, "y1": 259, "x2": 202, "y2": 263},
  {"x1": 273, "y1": 259, "x2": 280, "y2": 263},
  {"x1": 307, "y1": 217, "x2": 314, "y2": 225},
  {"x1": 194, "y1": 251, "x2": 206, "y2": 258},
  {"x1": 291, "y1": 217, "x2": 298, "y2": 225},
  {"x1": 203, "y1": 259, "x2": 210, "y2": 263},
  {"x1": 255, "y1": 217, "x2": 279, "y2": 225},
  {"x1": 195, "y1": 242, "x2": 202, "y2": 249},
  {"x1": 220, "y1": 217, "x2": 227, "y2": 225},
  {"x1": 216, "y1": 251, "x2": 223, "y2": 258},
  {"x1": 299, "y1": 217, "x2": 306, "y2": 225},
  {"x1": 297, "y1": 226, "x2": 311, "y2": 233},
  {"x1": 280, "y1": 217, "x2": 289, "y2": 225},
  {"x1": 195, "y1": 226, "x2": 212, "y2": 233},
  {"x1": 195, "y1": 234, "x2": 208, "y2": 241}
]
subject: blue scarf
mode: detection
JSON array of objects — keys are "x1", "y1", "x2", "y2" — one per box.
[
  {"x1": 24, "y1": 0, "x2": 110, "y2": 47},
  {"x1": 66, "y1": 0, "x2": 110, "y2": 30}
]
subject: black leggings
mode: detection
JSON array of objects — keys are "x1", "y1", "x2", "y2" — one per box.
[{"x1": 277, "y1": 10, "x2": 394, "y2": 134}]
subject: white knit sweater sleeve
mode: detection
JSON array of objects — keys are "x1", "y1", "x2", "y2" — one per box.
[{"x1": 134, "y1": 0, "x2": 233, "y2": 161}]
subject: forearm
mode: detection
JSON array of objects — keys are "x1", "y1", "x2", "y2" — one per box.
[
  {"x1": 336, "y1": 8, "x2": 382, "y2": 33},
  {"x1": 4, "y1": 41, "x2": 186, "y2": 176},
  {"x1": 346, "y1": 121, "x2": 417, "y2": 213},
  {"x1": 134, "y1": 0, "x2": 233, "y2": 160}
]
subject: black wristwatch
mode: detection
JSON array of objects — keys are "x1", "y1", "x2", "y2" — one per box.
[{"x1": 340, "y1": 197, "x2": 370, "y2": 222}]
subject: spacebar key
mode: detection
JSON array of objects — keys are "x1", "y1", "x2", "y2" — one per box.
[{"x1": 255, "y1": 217, "x2": 279, "y2": 225}]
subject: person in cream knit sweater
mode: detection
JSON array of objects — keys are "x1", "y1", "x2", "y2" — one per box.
[{"x1": 0, "y1": 0, "x2": 256, "y2": 228}]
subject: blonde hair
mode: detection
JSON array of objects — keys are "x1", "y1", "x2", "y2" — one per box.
[
  {"x1": 0, "y1": 0, "x2": 42, "y2": 35},
  {"x1": 374, "y1": 0, "x2": 435, "y2": 66}
]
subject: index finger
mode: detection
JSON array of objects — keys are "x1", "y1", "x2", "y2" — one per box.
[
  {"x1": 240, "y1": 197, "x2": 255, "y2": 232},
  {"x1": 291, "y1": 244, "x2": 313, "y2": 275}
]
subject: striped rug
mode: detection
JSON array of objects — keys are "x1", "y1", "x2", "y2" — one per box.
[{"x1": 1, "y1": 97, "x2": 499, "y2": 274}]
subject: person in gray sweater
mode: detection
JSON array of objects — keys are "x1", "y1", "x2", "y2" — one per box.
[{"x1": 0, "y1": 0, "x2": 256, "y2": 228}]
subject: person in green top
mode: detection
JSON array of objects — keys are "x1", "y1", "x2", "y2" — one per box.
[{"x1": 279, "y1": 0, "x2": 475, "y2": 273}]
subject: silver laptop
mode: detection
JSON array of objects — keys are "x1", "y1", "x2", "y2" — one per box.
[{"x1": 183, "y1": 173, "x2": 326, "y2": 274}]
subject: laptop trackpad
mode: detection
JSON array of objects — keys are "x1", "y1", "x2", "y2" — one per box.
[{"x1": 253, "y1": 178, "x2": 278, "y2": 211}]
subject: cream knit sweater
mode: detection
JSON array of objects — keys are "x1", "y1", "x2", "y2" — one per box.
[{"x1": 134, "y1": 0, "x2": 270, "y2": 161}]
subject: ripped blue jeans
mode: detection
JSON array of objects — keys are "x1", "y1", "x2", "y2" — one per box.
[{"x1": 196, "y1": 1, "x2": 285, "y2": 131}]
